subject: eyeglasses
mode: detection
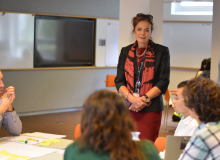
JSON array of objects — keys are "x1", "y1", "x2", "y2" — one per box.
[
  {"x1": 137, "y1": 13, "x2": 153, "y2": 19},
  {"x1": 173, "y1": 95, "x2": 184, "y2": 101}
]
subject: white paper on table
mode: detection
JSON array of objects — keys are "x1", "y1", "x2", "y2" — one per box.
[
  {"x1": 24, "y1": 132, "x2": 66, "y2": 139},
  {"x1": 4, "y1": 135, "x2": 44, "y2": 145},
  {"x1": 0, "y1": 142, "x2": 60, "y2": 159},
  {"x1": 57, "y1": 150, "x2": 65, "y2": 155}
]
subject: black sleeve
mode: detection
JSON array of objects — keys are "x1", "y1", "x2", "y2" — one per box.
[
  {"x1": 114, "y1": 47, "x2": 128, "y2": 91},
  {"x1": 154, "y1": 47, "x2": 170, "y2": 94}
]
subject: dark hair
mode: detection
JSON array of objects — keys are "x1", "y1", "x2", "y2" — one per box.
[
  {"x1": 78, "y1": 90, "x2": 145, "y2": 160},
  {"x1": 199, "y1": 58, "x2": 207, "y2": 71},
  {"x1": 177, "y1": 80, "x2": 188, "y2": 88},
  {"x1": 205, "y1": 58, "x2": 211, "y2": 70},
  {"x1": 182, "y1": 77, "x2": 220, "y2": 123},
  {"x1": 132, "y1": 13, "x2": 154, "y2": 34}
]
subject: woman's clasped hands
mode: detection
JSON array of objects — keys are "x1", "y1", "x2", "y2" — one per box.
[{"x1": 129, "y1": 96, "x2": 148, "y2": 112}]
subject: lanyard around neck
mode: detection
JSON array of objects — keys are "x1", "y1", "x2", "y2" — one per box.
[{"x1": 136, "y1": 48, "x2": 147, "y2": 81}]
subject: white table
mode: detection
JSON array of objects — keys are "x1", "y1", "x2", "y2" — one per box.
[{"x1": 0, "y1": 134, "x2": 74, "y2": 160}]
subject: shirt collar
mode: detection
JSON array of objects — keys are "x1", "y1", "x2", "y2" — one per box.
[
  {"x1": 196, "y1": 122, "x2": 206, "y2": 131},
  {"x1": 182, "y1": 116, "x2": 194, "y2": 125}
]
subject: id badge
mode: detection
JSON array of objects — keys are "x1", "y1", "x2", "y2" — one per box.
[{"x1": 133, "y1": 92, "x2": 140, "y2": 97}]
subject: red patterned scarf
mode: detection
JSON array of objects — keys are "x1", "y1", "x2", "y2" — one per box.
[{"x1": 124, "y1": 41, "x2": 155, "y2": 98}]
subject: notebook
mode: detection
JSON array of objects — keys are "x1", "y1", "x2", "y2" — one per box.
[{"x1": 164, "y1": 136, "x2": 191, "y2": 160}]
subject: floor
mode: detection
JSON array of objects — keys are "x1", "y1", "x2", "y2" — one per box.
[{"x1": 0, "y1": 106, "x2": 177, "y2": 140}]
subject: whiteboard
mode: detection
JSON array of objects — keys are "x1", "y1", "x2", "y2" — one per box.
[
  {"x1": 162, "y1": 22, "x2": 212, "y2": 68},
  {"x1": 105, "y1": 22, "x2": 119, "y2": 66},
  {"x1": 0, "y1": 13, "x2": 34, "y2": 69},
  {"x1": 95, "y1": 19, "x2": 119, "y2": 67}
]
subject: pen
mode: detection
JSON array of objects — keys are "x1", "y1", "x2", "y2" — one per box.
[{"x1": 28, "y1": 138, "x2": 38, "y2": 142}]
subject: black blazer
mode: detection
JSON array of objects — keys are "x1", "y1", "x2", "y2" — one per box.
[{"x1": 115, "y1": 42, "x2": 170, "y2": 112}]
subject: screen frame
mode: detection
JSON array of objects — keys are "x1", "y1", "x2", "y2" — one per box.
[{"x1": 33, "y1": 15, "x2": 95, "y2": 68}]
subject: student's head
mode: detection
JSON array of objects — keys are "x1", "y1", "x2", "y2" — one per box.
[
  {"x1": 132, "y1": 13, "x2": 154, "y2": 44},
  {"x1": 183, "y1": 77, "x2": 220, "y2": 124},
  {"x1": 172, "y1": 80, "x2": 189, "y2": 117},
  {"x1": 204, "y1": 58, "x2": 211, "y2": 70},
  {"x1": 79, "y1": 90, "x2": 144, "y2": 160},
  {"x1": 200, "y1": 58, "x2": 207, "y2": 71},
  {"x1": 0, "y1": 71, "x2": 4, "y2": 97}
]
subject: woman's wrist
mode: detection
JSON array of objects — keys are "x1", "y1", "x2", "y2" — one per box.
[
  {"x1": 125, "y1": 91, "x2": 130, "y2": 99},
  {"x1": 127, "y1": 93, "x2": 135, "y2": 103}
]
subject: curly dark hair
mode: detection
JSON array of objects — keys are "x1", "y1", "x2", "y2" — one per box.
[
  {"x1": 78, "y1": 90, "x2": 146, "y2": 160},
  {"x1": 182, "y1": 77, "x2": 220, "y2": 123}
]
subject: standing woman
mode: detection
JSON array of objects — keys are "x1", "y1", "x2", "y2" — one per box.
[{"x1": 115, "y1": 13, "x2": 170, "y2": 142}]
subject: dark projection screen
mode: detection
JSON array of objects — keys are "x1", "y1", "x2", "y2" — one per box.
[{"x1": 34, "y1": 15, "x2": 94, "y2": 67}]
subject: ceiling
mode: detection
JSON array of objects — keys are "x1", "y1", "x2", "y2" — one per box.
[{"x1": 164, "y1": 0, "x2": 213, "y2": 2}]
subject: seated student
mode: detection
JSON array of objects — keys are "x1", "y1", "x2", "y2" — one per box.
[
  {"x1": 199, "y1": 58, "x2": 211, "y2": 78},
  {"x1": 172, "y1": 80, "x2": 198, "y2": 136},
  {"x1": 179, "y1": 77, "x2": 220, "y2": 160},
  {"x1": 159, "y1": 81, "x2": 198, "y2": 158},
  {"x1": 195, "y1": 58, "x2": 207, "y2": 77},
  {"x1": 0, "y1": 71, "x2": 22, "y2": 136},
  {"x1": 64, "y1": 90, "x2": 160, "y2": 160}
]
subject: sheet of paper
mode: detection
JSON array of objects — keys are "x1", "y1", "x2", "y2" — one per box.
[
  {"x1": 4, "y1": 136, "x2": 44, "y2": 145},
  {"x1": 24, "y1": 132, "x2": 66, "y2": 139},
  {"x1": 0, "y1": 142, "x2": 60, "y2": 160},
  {"x1": 57, "y1": 150, "x2": 65, "y2": 155}
]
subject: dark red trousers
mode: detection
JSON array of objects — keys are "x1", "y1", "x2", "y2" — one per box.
[{"x1": 130, "y1": 111, "x2": 162, "y2": 142}]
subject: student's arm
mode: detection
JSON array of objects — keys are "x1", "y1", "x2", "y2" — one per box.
[
  {"x1": 2, "y1": 111, "x2": 22, "y2": 136},
  {"x1": 178, "y1": 136, "x2": 207, "y2": 160},
  {"x1": 1, "y1": 86, "x2": 22, "y2": 136}
]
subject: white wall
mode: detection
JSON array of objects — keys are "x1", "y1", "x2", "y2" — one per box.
[
  {"x1": 2, "y1": 68, "x2": 117, "y2": 113},
  {"x1": 150, "y1": 0, "x2": 163, "y2": 44},
  {"x1": 163, "y1": 3, "x2": 212, "y2": 22},
  {"x1": 169, "y1": 68, "x2": 197, "y2": 90},
  {"x1": 119, "y1": 0, "x2": 149, "y2": 53},
  {"x1": 210, "y1": 0, "x2": 220, "y2": 82}
]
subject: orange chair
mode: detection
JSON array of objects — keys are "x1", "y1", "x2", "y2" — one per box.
[
  {"x1": 154, "y1": 137, "x2": 167, "y2": 152},
  {"x1": 164, "y1": 88, "x2": 171, "y2": 130},
  {"x1": 74, "y1": 124, "x2": 81, "y2": 140},
  {"x1": 104, "y1": 74, "x2": 117, "y2": 93},
  {"x1": 164, "y1": 88, "x2": 177, "y2": 131}
]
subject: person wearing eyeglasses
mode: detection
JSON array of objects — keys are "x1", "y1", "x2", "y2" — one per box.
[
  {"x1": 115, "y1": 13, "x2": 170, "y2": 142},
  {"x1": 159, "y1": 80, "x2": 198, "y2": 159},
  {"x1": 172, "y1": 80, "x2": 198, "y2": 136},
  {"x1": 178, "y1": 77, "x2": 220, "y2": 160}
]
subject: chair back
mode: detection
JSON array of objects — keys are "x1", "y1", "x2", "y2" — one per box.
[
  {"x1": 164, "y1": 88, "x2": 170, "y2": 102},
  {"x1": 105, "y1": 74, "x2": 116, "y2": 87},
  {"x1": 74, "y1": 124, "x2": 81, "y2": 140},
  {"x1": 104, "y1": 74, "x2": 117, "y2": 93},
  {"x1": 154, "y1": 137, "x2": 167, "y2": 152}
]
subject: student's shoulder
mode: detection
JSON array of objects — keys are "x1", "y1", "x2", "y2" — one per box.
[
  {"x1": 137, "y1": 140, "x2": 155, "y2": 149},
  {"x1": 65, "y1": 141, "x2": 82, "y2": 156},
  {"x1": 136, "y1": 140, "x2": 161, "y2": 160}
]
